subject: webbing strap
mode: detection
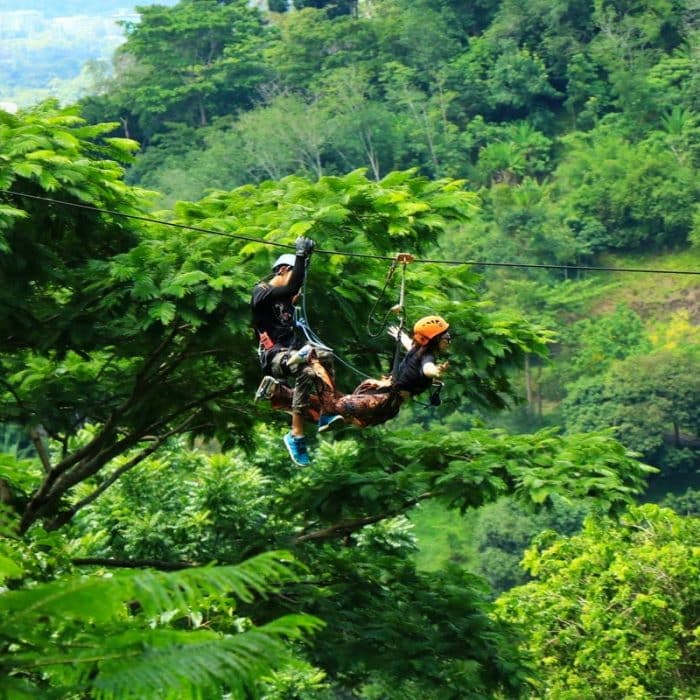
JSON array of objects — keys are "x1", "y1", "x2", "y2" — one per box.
[{"x1": 390, "y1": 255, "x2": 412, "y2": 379}]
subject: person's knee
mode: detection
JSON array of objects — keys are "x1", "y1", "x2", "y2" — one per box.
[
  {"x1": 271, "y1": 350, "x2": 293, "y2": 379},
  {"x1": 312, "y1": 348, "x2": 333, "y2": 366}
]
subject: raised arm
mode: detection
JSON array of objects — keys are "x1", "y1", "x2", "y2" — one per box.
[{"x1": 387, "y1": 325, "x2": 413, "y2": 351}]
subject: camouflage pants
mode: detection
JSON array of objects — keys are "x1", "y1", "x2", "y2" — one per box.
[{"x1": 270, "y1": 348, "x2": 336, "y2": 415}]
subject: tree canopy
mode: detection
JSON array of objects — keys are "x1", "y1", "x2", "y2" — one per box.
[
  {"x1": 0, "y1": 102, "x2": 659, "y2": 697},
  {"x1": 497, "y1": 504, "x2": 700, "y2": 699},
  {"x1": 1, "y1": 0, "x2": 699, "y2": 694}
]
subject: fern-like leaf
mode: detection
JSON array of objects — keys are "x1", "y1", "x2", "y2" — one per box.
[{"x1": 1, "y1": 552, "x2": 322, "y2": 699}]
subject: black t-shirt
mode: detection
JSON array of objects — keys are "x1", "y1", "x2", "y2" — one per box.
[
  {"x1": 393, "y1": 347, "x2": 435, "y2": 396},
  {"x1": 251, "y1": 253, "x2": 306, "y2": 350}
]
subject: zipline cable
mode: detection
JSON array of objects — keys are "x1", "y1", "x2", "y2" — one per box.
[{"x1": 2, "y1": 188, "x2": 700, "y2": 277}]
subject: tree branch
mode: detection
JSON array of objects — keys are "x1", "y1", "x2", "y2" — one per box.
[
  {"x1": 46, "y1": 415, "x2": 199, "y2": 531},
  {"x1": 71, "y1": 557, "x2": 199, "y2": 571},
  {"x1": 22, "y1": 367, "x2": 242, "y2": 533},
  {"x1": 29, "y1": 425, "x2": 52, "y2": 473},
  {"x1": 293, "y1": 514, "x2": 388, "y2": 543},
  {"x1": 0, "y1": 378, "x2": 30, "y2": 420},
  {"x1": 292, "y1": 492, "x2": 434, "y2": 544}
]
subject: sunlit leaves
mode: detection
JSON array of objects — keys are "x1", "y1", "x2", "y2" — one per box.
[{"x1": 496, "y1": 504, "x2": 700, "y2": 698}]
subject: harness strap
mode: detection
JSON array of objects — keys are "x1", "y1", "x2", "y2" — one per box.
[{"x1": 390, "y1": 254, "x2": 413, "y2": 380}]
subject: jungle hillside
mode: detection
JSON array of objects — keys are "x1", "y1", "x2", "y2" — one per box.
[{"x1": 1, "y1": 1, "x2": 699, "y2": 698}]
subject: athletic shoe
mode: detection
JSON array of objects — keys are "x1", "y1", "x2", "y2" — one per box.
[
  {"x1": 318, "y1": 414, "x2": 344, "y2": 433},
  {"x1": 283, "y1": 432, "x2": 311, "y2": 466},
  {"x1": 254, "y1": 375, "x2": 278, "y2": 401}
]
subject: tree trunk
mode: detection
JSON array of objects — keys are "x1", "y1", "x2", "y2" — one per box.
[
  {"x1": 663, "y1": 431, "x2": 700, "y2": 449},
  {"x1": 524, "y1": 354, "x2": 533, "y2": 412}
]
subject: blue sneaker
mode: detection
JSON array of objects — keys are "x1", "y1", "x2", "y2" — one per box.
[
  {"x1": 283, "y1": 432, "x2": 311, "y2": 466},
  {"x1": 318, "y1": 414, "x2": 344, "y2": 433}
]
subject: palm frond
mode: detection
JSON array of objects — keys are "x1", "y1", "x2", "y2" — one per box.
[
  {"x1": 1, "y1": 552, "x2": 322, "y2": 700},
  {"x1": 0, "y1": 551, "x2": 300, "y2": 629},
  {"x1": 89, "y1": 618, "x2": 321, "y2": 699}
]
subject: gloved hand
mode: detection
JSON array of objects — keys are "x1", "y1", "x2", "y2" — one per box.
[{"x1": 295, "y1": 236, "x2": 315, "y2": 257}]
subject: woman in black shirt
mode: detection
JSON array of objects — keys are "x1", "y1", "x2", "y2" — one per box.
[{"x1": 334, "y1": 315, "x2": 451, "y2": 427}]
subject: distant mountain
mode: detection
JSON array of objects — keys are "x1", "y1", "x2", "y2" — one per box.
[
  {"x1": 0, "y1": 1, "x2": 178, "y2": 106},
  {"x1": 0, "y1": 1, "x2": 177, "y2": 18}
]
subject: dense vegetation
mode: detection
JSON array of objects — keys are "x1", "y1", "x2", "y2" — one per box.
[{"x1": 1, "y1": 0, "x2": 698, "y2": 697}]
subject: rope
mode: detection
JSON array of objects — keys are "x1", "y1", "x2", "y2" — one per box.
[
  {"x1": 389, "y1": 257, "x2": 411, "y2": 380},
  {"x1": 2, "y1": 188, "x2": 700, "y2": 276},
  {"x1": 295, "y1": 259, "x2": 373, "y2": 380},
  {"x1": 366, "y1": 259, "x2": 398, "y2": 338}
]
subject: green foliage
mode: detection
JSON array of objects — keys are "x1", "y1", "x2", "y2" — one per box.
[
  {"x1": 562, "y1": 303, "x2": 652, "y2": 380},
  {"x1": 474, "y1": 122, "x2": 553, "y2": 185},
  {"x1": 411, "y1": 495, "x2": 591, "y2": 596},
  {"x1": 496, "y1": 504, "x2": 700, "y2": 698},
  {"x1": 395, "y1": 426, "x2": 652, "y2": 514},
  {"x1": 0, "y1": 533, "x2": 321, "y2": 699},
  {"x1": 410, "y1": 499, "x2": 478, "y2": 572},
  {"x1": 302, "y1": 547, "x2": 532, "y2": 699},
  {"x1": 62, "y1": 0, "x2": 696, "y2": 229},
  {"x1": 63, "y1": 419, "x2": 652, "y2": 697},
  {"x1": 470, "y1": 495, "x2": 590, "y2": 594},
  {"x1": 660, "y1": 487, "x2": 700, "y2": 516},
  {"x1": 293, "y1": 0, "x2": 358, "y2": 18},
  {"x1": 71, "y1": 439, "x2": 274, "y2": 564},
  {"x1": 66, "y1": 432, "x2": 537, "y2": 697},
  {"x1": 554, "y1": 121, "x2": 698, "y2": 251},
  {"x1": 474, "y1": 177, "x2": 583, "y2": 268},
  {"x1": 91, "y1": 0, "x2": 270, "y2": 142},
  {"x1": 563, "y1": 347, "x2": 700, "y2": 472},
  {"x1": 2, "y1": 106, "x2": 501, "y2": 536},
  {"x1": 1, "y1": 101, "x2": 671, "y2": 698}
]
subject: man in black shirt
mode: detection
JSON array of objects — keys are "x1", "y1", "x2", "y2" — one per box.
[{"x1": 251, "y1": 236, "x2": 342, "y2": 466}]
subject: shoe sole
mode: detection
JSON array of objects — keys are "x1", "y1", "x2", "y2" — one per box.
[
  {"x1": 254, "y1": 377, "x2": 277, "y2": 401},
  {"x1": 318, "y1": 416, "x2": 344, "y2": 434}
]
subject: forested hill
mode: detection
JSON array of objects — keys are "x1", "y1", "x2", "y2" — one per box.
[
  {"x1": 1, "y1": 1, "x2": 699, "y2": 698},
  {"x1": 76, "y1": 0, "x2": 700, "y2": 561}
]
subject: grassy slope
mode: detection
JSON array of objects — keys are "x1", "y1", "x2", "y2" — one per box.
[{"x1": 595, "y1": 248, "x2": 700, "y2": 324}]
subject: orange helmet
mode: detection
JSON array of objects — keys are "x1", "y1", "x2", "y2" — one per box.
[{"x1": 413, "y1": 315, "x2": 449, "y2": 345}]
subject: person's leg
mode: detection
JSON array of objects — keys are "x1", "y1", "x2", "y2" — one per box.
[
  {"x1": 291, "y1": 411, "x2": 304, "y2": 437},
  {"x1": 268, "y1": 350, "x2": 312, "y2": 466},
  {"x1": 302, "y1": 359, "x2": 344, "y2": 431},
  {"x1": 335, "y1": 391, "x2": 403, "y2": 427},
  {"x1": 292, "y1": 366, "x2": 316, "y2": 421}
]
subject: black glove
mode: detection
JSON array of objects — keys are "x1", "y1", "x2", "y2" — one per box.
[{"x1": 295, "y1": 236, "x2": 315, "y2": 257}]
